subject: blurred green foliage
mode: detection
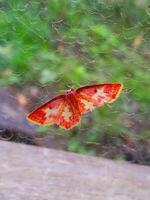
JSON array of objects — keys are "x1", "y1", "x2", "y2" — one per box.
[{"x1": 0, "y1": 0, "x2": 150, "y2": 155}]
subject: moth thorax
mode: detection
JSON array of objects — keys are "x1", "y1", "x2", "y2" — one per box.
[{"x1": 66, "y1": 89, "x2": 74, "y2": 94}]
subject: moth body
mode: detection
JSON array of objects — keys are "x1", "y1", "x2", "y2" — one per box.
[{"x1": 27, "y1": 83, "x2": 123, "y2": 129}]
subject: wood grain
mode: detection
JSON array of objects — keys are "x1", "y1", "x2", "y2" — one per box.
[{"x1": 0, "y1": 141, "x2": 150, "y2": 200}]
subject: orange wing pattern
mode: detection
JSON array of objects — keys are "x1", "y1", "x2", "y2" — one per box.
[
  {"x1": 27, "y1": 95, "x2": 80, "y2": 129},
  {"x1": 76, "y1": 83, "x2": 123, "y2": 114},
  {"x1": 27, "y1": 83, "x2": 123, "y2": 129},
  {"x1": 59, "y1": 103, "x2": 81, "y2": 129}
]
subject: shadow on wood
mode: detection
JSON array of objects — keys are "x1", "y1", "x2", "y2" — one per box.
[{"x1": 0, "y1": 141, "x2": 150, "y2": 200}]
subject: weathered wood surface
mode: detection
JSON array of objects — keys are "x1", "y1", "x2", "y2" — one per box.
[{"x1": 0, "y1": 141, "x2": 150, "y2": 200}]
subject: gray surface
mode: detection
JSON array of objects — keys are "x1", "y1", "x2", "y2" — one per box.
[
  {"x1": 0, "y1": 88, "x2": 36, "y2": 137},
  {"x1": 0, "y1": 141, "x2": 150, "y2": 200}
]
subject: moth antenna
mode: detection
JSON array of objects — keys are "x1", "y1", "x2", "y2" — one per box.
[
  {"x1": 122, "y1": 88, "x2": 134, "y2": 94},
  {"x1": 75, "y1": 83, "x2": 81, "y2": 88},
  {"x1": 65, "y1": 83, "x2": 73, "y2": 90},
  {"x1": 59, "y1": 89, "x2": 66, "y2": 93}
]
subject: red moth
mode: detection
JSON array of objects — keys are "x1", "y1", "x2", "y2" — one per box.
[{"x1": 27, "y1": 83, "x2": 123, "y2": 129}]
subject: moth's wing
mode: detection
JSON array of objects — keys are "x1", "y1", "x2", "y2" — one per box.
[
  {"x1": 58, "y1": 100, "x2": 81, "y2": 129},
  {"x1": 76, "y1": 83, "x2": 123, "y2": 114},
  {"x1": 27, "y1": 95, "x2": 66, "y2": 126},
  {"x1": 27, "y1": 95, "x2": 81, "y2": 129}
]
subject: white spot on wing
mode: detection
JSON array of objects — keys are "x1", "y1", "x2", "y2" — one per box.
[
  {"x1": 81, "y1": 99, "x2": 94, "y2": 110},
  {"x1": 44, "y1": 108, "x2": 58, "y2": 118},
  {"x1": 62, "y1": 106, "x2": 72, "y2": 121},
  {"x1": 93, "y1": 89, "x2": 107, "y2": 101}
]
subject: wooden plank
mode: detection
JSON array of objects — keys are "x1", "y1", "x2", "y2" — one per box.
[{"x1": 0, "y1": 141, "x2": 150, "y2": 200}]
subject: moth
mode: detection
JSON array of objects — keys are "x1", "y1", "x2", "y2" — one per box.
[{"x1": 27, "y1": 83, "x2": 123, "y2": 129}]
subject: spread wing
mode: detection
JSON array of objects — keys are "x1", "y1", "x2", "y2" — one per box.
[
  {"x1": 75, "y1": 83, "x2": 123, "y2": 114},
  {"x1": 27, "y1": 95, "x2": 80, "y2": 129}
]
